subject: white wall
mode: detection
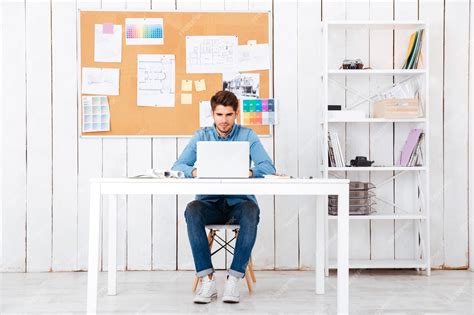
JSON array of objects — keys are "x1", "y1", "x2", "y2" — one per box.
[{"x1": 1, "y1": 0, "x2": 472, "y2": 272}]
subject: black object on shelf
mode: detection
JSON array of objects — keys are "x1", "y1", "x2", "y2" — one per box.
[
  {"x1": 350, "y1": 156, "x2": 374, "y2": 167},
  {"x1": 328, "y1": 105, "x2": 342, "y2": 111}
]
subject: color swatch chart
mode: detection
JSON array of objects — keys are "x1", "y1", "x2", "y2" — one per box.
[
  {"x1": 241, "y1": 98, "x2": 276, "y2": 125},
  {"x1": 82, "y1": 96, "x2": 110, "y2": 132},
  {"x1": 125, "y1": 18, "x2": 164, "y2": 45}
]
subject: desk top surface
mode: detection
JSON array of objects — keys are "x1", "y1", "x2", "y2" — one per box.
[{"x1": 91, "y1": 178, "x2": 350, "y2": 184}]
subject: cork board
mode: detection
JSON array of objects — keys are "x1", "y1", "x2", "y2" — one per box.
[{"x1": 79, "y1": 10, "x2": 271, "y2": 136}]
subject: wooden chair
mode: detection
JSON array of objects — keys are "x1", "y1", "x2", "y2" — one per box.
[{"x1": 192, "y1": 224, "x2": 256, "y2": 293}]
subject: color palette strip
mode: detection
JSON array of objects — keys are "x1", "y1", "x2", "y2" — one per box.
[
  {"x1": 126, "y1": 24, "x2": 163, "y2": 39},
  {"x1": 241, "y1": 98, "x2": 276, "y2": 125},
  {"x1": 125, "y1": 18, "x2": 164, "y2": 45}
]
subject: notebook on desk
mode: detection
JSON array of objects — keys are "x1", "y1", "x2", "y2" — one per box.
[{"x1": 196, "y1": 141, "x2": 249, "y2": 178}]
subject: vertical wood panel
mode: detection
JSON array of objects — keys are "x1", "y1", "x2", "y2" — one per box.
[
  {"x1": 100, "y1": 0, "x2": 127, "y2": 273},
  {"x1": 394, "y1": 0, "x2": 418, "y2": 260},
  {"x1": 345, "y1": 0, "x2": 371, "y2": 261},
  {"x1": 0, "y1": 0, "x2": 4, "y2": 271},
  {"x1": 77, "y1": 0, "x2": 102, "y2": 271},
  {"x1": 176, "y1": 138, "x2": 195, "y2": 270},
  {"x1": 151, "y1": 0, "x2": 178, "y2": 272},
  {"x1": 297, "y1": 0, "x2": 321, "y2": 269},
  {"x1": 369, "y1": 0, "x2": 394, "y2": 261},
  {"x1": 323, "y1": 0, "x2": 346, "y2": 263},
  {"x1": 469, "y1": 0, "x2": 474, "y2": 271},
  {"x1": 25, "y1": 0, "x2": 52, "y2": 272},
  {"x1": 125, "y1": 0, "x2": 153, "y2": 272},
  {"x1": 274, "y1": 0, "x2": 299, "y2": 269},
  {"x1": 420, "y1": 0, "x2": 444, "y2": 268},
  {"x1": 51, "y1": 0, "x2": 79, "y2": 272},
  {"x1": 152, "y1": 138, "x2": 177, "y2": 270},
  {"x1": 1, "y1": 0, "x2": 27, "y2": 272},
  {"x1": 127, "y1": 139, "x2": 152, "y2": 270},
  {"x1": 443, "y1": 0, "x2": 469, "y2": 267}
]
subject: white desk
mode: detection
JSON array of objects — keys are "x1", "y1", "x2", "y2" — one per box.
[{"x1": 87, "y1": 178, "x2": 350, "y2": 314}]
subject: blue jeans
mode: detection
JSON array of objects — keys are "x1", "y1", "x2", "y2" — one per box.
[{"x1": 184, "y1": 198, "x2": 260, "y2": 279}]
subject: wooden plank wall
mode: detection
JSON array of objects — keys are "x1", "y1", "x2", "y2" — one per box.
[{"x1": 1, "y1": 0, "x2": 472, "y2": 272}]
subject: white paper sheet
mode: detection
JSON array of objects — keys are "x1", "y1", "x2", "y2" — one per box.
[
  {"x1": 186, "y1": 36, "x2": 238, "y2": 73},
  {"x1": 199, "y1": 101, "x2": 214, "y2": 127},
  {"x1": 94, "y1": 24, "x2": 122, "y2": 63},
  {"x1": 137, "y1": 54, "x2": 175, "y2": 107},
  {"x1": 126, "y1": 18, "x2": 164, "y2": 45},
  {"x1": 222, "y1": 72, "x2": 260, "y2": 99},
  {"x1": 82, "y1": 95, "x2": 110, "y2": 132},
  {"x1": 237, "y1": 44, "x2": 270, "y2": 71},
  {"x1": 82, "y1": 67, "x2": 120, "y2": 96}
]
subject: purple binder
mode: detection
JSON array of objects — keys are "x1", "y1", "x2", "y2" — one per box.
[{"x1": 397, "y1": 129, "x2": 422, "y2": 166}]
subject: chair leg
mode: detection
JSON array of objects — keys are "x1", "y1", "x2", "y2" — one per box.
[
  {"x1": 192, "y1": 277, "x2": 201, "y2": 292},
  {"x1": 248, "y1": 256, "x2": 256, "y2": 283},
  {"x1": 244, "y1": 270, "x2": 253, "y2": 293},
  {"x1": 192, "y1": 229, "x2": 215, "y2": 292}
]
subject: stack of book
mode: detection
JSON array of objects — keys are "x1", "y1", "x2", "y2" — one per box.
[
  {"x1": 402, "y1": 29, "x2": 425, "y2": 69},
  {"x1": 328, "y1": 131, "x2": 345, "y2": 167},
  {"x1": 397, "y1": 128, "x2": 424, "y2": 166}
]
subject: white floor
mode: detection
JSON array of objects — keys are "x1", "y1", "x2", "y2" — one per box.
[{"x1": 1, "y1": 270, "x2": 473, "y2": 314}]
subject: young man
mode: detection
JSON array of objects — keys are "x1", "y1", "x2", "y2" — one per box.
[{"x1": 172, "y1": 90, "x2": 275, "y2": 304}]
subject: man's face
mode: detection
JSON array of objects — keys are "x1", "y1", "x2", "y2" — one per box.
[{"x1": 212, "y1": 104, "x2": 237, "y2": 135}]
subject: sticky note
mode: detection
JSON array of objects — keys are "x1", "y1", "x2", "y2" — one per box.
[
  {"x1": 194, "y1": 79, "x2": 206, "y2": 92},
  {"x1": 181, "y1": 80, "x2": 193, "y2": 92},
  {"x1": 103, "y1": 23, "x2": 114, "y2": 34},
  {"x1": 181, "y1": 93, "x2": 192, "y2": 105},
  {"x1": 247, "y1": 40, "x2": 257, "y2": 46}
]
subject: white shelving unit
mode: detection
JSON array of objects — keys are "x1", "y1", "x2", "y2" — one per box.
[{"x1": 321, "y1": 21, "x2": 430, "y2": 274}]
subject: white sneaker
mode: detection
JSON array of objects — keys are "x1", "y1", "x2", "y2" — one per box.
[
  {"x1": 222, "y1": 274, "x2": 240, "y2": 303},
  {"x1": 193, "y1": 276, "x2": 217, "y2": 304}
]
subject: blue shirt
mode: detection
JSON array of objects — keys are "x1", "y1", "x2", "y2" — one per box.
[{"x1": 171, "y1": 124, "x2": 276, "y2": 206}]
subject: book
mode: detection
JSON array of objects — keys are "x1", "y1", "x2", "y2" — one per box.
[{"x1": 397, "y1": 129, "x2": 423, "y2": 166}]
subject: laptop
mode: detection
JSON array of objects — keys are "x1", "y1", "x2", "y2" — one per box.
[{"x1": 196, "y1": 141, "x2": 250, "y2": 178}]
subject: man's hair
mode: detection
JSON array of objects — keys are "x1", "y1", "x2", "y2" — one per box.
[{"x1": 210, "y1": 90, "x2": 238, "y2": 112}]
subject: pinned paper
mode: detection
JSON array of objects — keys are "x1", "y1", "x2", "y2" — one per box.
[
  {"x1": 82, "y1": 95, "x2": 110, "y2": 132},
  {"x1": 103, "y1": 23, "x2": 114, "y2": 34},
  {"x1": 247, "y1": 40, "x2": 257, "y2": 46},
  {"x1": 199, "y1": 101, "x2": 214, "y2": 127},
  {"x1": 137, "y1": 54, "x2": 175, "y2": 107},
  {"x1": 186, "y1": 36, "x2": 238, "y2": 73},
  {"x1": 181, "y1": 80, "x2": 193, "y2": 91},
  {"x1": 82, "y1": 67, "x2": 120, "y2": 95},
  {"x1": 126, "y1": 18, "x2": 164, "y2": 45},
  {"x1": 194, "y1": 79, "x2": 206, "y2": 92},
  {"x1": 237, "y1": 44, "x2": 270, "y2": 71},
  {"x1": 94, "y1": 24, "x2": 122, "y2": 63},
  {"x1": 181, "y1": 93, "x2": 192, "y2": 105}
]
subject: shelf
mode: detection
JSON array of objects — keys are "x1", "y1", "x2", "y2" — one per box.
[
  {"x1": 328, "y1": 118, "x2": 426, "y2": 123},
  {"x1": 328, "y1": 213, "x2": 427, "y2": 220},
  {"x1": 327, "y1": 20, "x2": 426, "y2": 30},
  {"x1": 328, "y1": 166, "x2": 426, "y2": 171},
  {"x1": 328, "y1": 259, "x2": 426, "y2": 269},
  {"x1": 328, "y1": 69, "x2": 426, "y2": 75}
]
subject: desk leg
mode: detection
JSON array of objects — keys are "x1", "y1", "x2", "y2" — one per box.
[
  {"x1": 108, "y1": 195, "x2": 117, "y2": 296},
  {"x1": 315, "y1": 196, "x2": 325, "y2": 294},
  {"x1": 87, "y1": 183, "x2": 101, "y2": 314},
  {"x1": 337, "y1": 186, "x2": 349, "y2": 314}
]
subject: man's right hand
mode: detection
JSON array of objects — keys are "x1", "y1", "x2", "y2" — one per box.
[{"x1": 192, "y1": 168, "x2": 197, "y2": 178}]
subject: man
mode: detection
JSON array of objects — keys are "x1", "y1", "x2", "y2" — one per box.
[{"x1": 172, "y1": 90, "x2": 275, "y2": 304}]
